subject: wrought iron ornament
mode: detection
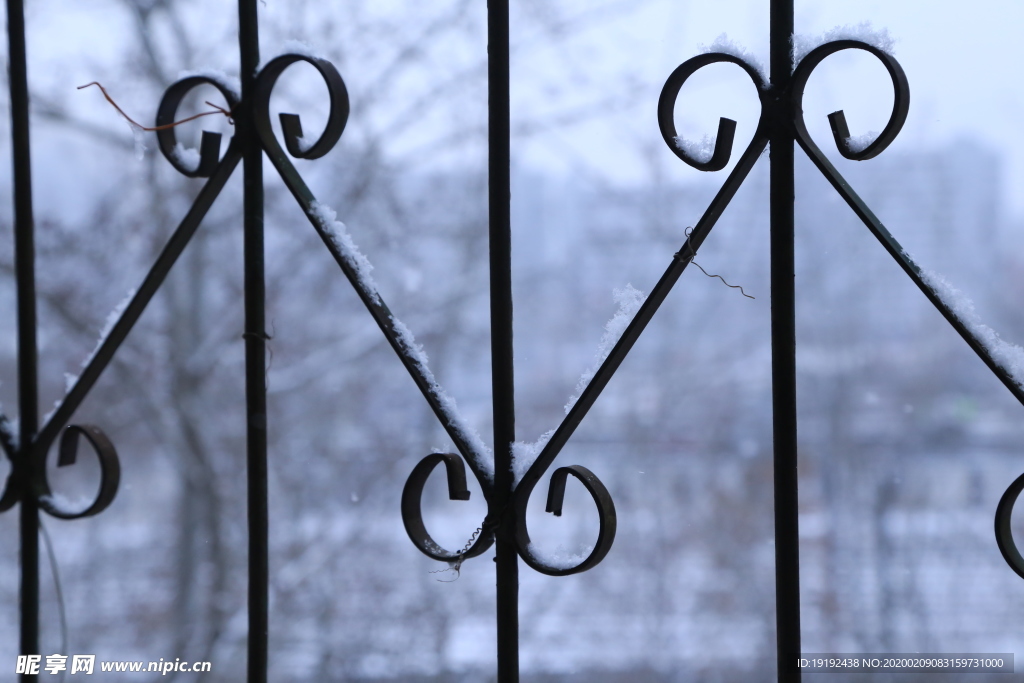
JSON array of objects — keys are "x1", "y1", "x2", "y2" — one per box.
[{"x1": 3, "y1": 0, "x2": 1024, "y2": 681}]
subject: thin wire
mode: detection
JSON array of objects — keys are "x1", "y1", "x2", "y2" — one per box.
[
  {"x1": 684, "y1": 227, "x2": 755, "y2": 300},
  {"x1": 429, "y1": 526, "x2": 482, "y2": 582},
  {"x1": 77, "y1": 81, "x2": 234, "y2": 130},
  {"x1": 39, "y1": 518, "x2": 68, "y2": 681}
]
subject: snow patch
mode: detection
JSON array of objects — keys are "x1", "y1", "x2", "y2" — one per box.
[
  {"x1": 308, "y1": 201, "x2": 382, "y2": 304},
  {"x1": 845, "y1": 131, "x2": 879, "y2": 153},
  {"x1": 128, "y1": 122, "x2": 146, "y2": 161},
  {"x1": 565, "y1": 285, "x2": 647, "y2": 413},
  {"x1": 511, "y1": 429, "x2": 555, "y2": 488},
  {"x1": 42, "y1": 399, "x2": 61, "y2": 426},
  {"x1": 920, "y1": 269, "x2": 1024, "y2": 387},
  {"x1": 512, "y1": 286, "x2": 647, "y2": 486},
  {"x1": 674, "y1": 133, "x2": 715, "y2": 163},
  {"x1": 40, "y1": 492, "x2": 92, "y2": 512},
  {"x1": 177, "y1": 69, "x2": 241, "y2": 100},
  {"x1": 74, "y1": 287, "x2": 137, "y2": 385},
  {"x1": 257, "y1": 39, "x2": 327, "y2": 72},
  {"x1": 171, "y1": 142, "x2": 201, "y2": 172},
  {"x1": 282, "y1": 39, "x2": 325, "y2": 60},
  {"x1": 391, "y1": 317, "x2": 494, "y2": 481},
  {"x1": 699, "y1": 34, "x2": 768, "y2": 86},
  {"x1": 526, "y1": 542, "x2": 593, "y2": 570},
  {"x1": 100, "y1": 289, "x2": 136, "y2": 342},
  {"x1": 792, "y1": 22, "x2": 896, "y2": 68},
  {"x1": 0, "y1": 413, "x2": 18, "y2": 449}
]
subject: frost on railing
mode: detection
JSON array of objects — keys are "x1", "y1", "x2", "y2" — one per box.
[
  {"x1": 171, "y1": 142, "x2": 201, "y2": 173},
  {"x1": 256, "y1": 40, "x2": 327, "y2": 73},
  {"x1": 40, "y1": 288, "x2": 137, "y2": 426},
  {"x1": 699, "y1": 33, "x2": 768, "y2": 85},
  {"x1": 390, "y1": 316, "x2": 495, "y2": 481},
  {"x1": 792, "y1": 21, "x2": 896, "y2": 68},
  {"x1": 526, "y1": 541, "x2": 594, "y2": 571},
  {"x1": 511, "y1": 285, "x2": 647, "y2": 485},
  {"x1": 86, "y1": 288, "x2": 136, "y2": 371},
  {"x1": 38, "y1": 492, "x2": 91, "y2": 512},
  {"x1": 308, "y1": 200, "x2": 494, "y2": 480},
  {"x1": 845, "y1": 131, "x2": 880, "y2": 153},
  {"x1": 565, "y1": 284, "x2": 647, "y2": 413},
  {"x1": 128, "y1": 122, "x2": 147, "y2": 161},
  {"x1": 0, "y1": 411, "x2": 18, "y2": 450},
  {"x1": 308, "y1": 201, "x2": 382, "y2": 304},
  {"x1": 511, "y1": 429, "x2": 554, "y2": 487},
  {"x1": 176, "y1": 68, "x2": 242, "y2": 101},
  {"x1": 920, "y1": 268, "x2": 1024, "y2": 387},
  {"x1": 674, "y1": 133, "x2": 716, "y2": 164}
]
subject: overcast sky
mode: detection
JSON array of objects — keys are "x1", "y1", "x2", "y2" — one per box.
[
  {"x1": 509, "y1": 0, "x2": 1024, "y2": 219},
  {"x1": 18, "y1": 0, "x2": 1024, "y2": 223}
]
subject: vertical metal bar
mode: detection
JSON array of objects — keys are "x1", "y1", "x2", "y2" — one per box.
[
  {"x1": 770, "y1": 0, "x2": 801, "y2": 681},
  {"x1": 488, "y1": 0, "x2": 519, "y2": 681},
  {"x1": 237, "y1": 2, "x2": 268, "y2": 682},
  {"x1": 7, "y1": 0, "x2": 40, "y2": 677}
]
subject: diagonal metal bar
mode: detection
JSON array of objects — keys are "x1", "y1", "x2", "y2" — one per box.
[
  {"x1": 252, "y1": 98, "x2": 495, "y2": 491},
  {"x1": 34, "y1": 146, "x2": 242, "y2": 457},
  {"x1": 794, "y1": 133, "x2": 1024, "y2": 409},
  {"x1": 514, "y1": 131, "x2": 768, "y2": 500},
  {"x1": 512, "y1": 131, "x2": 768, "y2": 580}
]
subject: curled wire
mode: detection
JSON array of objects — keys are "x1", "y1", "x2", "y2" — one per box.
[
  {"x1": 78, "y1": 81, "x2": 234, "y2": 131},
  {"x1": 684, "y1": 227, "x2": 755, "y2": 299},
  {"x1": 401, "y1": 452, "x2": 494, "y2": 563},
  {"x1": 428, "y1": 525, "x2": 482, "y2": 582}
]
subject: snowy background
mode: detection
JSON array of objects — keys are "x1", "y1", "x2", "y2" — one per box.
[{"x1": 0, "y1": 0, "x2": 1023, "y2": 681}]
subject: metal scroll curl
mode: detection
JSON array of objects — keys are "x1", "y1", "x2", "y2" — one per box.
[
  {"x1": 37, "y1": 424, "x2": 120, "y2": 520},
  {"x1": 657, "y1": 52, "x2": 768, "y2": 172},
  {"x1": 513, "y1": 464, "x2": 616, "y2": 577},
  {"x1": 791, "y1": 40, "x2": 909, "y2": 161},
  {"x1": 995, "y1": 472, "x2": 1024, "y2": 580},
  {"x1": 253, "y1": 53, "x2": 350, "y2": 162},
  {"x1": 157, "y1": 75, "x2": 241, "y2": 178},
  {"x1": 401, "y1": 453, "x2": 495, "y2": 562}
]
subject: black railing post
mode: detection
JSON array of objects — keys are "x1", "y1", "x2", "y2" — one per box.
[
  {"x1": 7, "y1": 0, "x2": 40, "y2": 677},
  {"x1": 770, "y1": 0, "x2": 801, "y2": 680},
  {"x1": 238, "y1": 1, "x2": 269, "y2": 681},
  {"x1": 488, "y1": 1, "x2": 519, "y2": 681}
]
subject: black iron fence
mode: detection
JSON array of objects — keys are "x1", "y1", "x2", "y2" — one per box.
[{"x1": 3, "y1": 0, "x2": 1024, "y2": 681}]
